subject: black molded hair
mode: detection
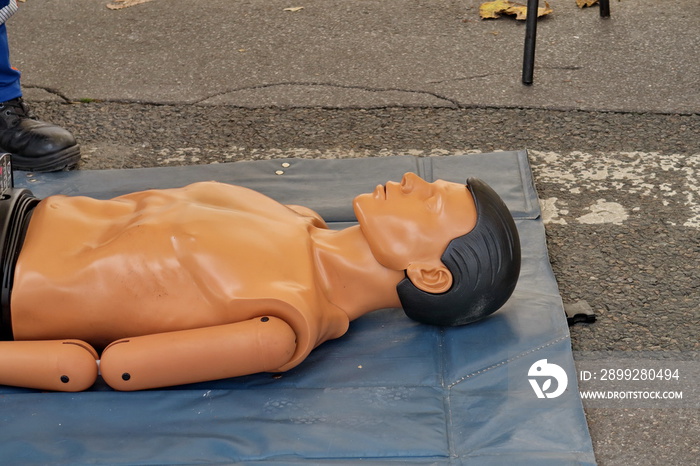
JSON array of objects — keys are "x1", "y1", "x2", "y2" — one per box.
[{"x1": 397, "y1": 178, "x2": 521, "y2": 326}]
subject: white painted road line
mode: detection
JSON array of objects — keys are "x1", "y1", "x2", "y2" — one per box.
[{"x1": 530, "y1": 151, "x2": 700, "y2": 228}]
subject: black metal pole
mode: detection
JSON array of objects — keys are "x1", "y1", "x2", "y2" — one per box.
[
  {"x1": 522, "y1": 0, "x2": 540, "y2": 85},
  {"x1": 599, "y1": 0, "x2": 610, "y2": 18}
]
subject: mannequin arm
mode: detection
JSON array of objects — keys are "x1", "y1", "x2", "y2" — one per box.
[
  {"x1": 0, "y1": 340, "x2": 99, "y2": 392},
  {"x1": 100, "y1": 316, "x2": 297, "y2": 391}
]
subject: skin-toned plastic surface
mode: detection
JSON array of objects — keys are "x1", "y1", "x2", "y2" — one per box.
[
  {"x1": 0, "y1": 340, "x2": 98, "y2": 392},
  {"x1": 354, "y1": 173, "x2": 477, "y2": 294},
  {"x1": 6, "y1": 173, "x2": 478, "y2": 391},
  {"x1": 100, "y1": 316, "x2": 297, "y2": 391}
]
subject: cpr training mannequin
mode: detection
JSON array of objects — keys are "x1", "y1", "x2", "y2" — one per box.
[{"x1": 0, "y1": 173, "x2": 520, "y2": 392}]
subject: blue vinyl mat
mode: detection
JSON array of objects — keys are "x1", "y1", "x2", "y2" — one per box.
[{"x1": 1, "y1": 151, "x2": 595, "y2": 465}]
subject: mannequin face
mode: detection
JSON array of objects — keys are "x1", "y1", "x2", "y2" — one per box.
[{"x1": 353, "y1": 173, "x2": 477, "y2": 273}]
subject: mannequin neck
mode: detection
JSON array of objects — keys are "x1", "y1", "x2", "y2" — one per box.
[{"x1": 311, "y1": 225, "x2": 404, "y2": 321}]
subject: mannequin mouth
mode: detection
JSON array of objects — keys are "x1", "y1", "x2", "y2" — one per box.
[{"x1": 373, "y1": 184, "x2": 387, "y2": 200}]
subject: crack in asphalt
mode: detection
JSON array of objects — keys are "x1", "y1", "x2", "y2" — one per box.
[
  {"x1": 24, "y1": 82, "x2": 465, "y2": 108},
  {"x1": 22, "y1": 84, "x2": 73, "y2": 102},
  {"x1": 193, "y1": 81, "x2": 462, "y2": 108},
  {"x1": 22, "y1": 82, "x2": 700, "y2": 116},
  {"x1": 426, "y1": 72, "x2": 509, "y2": 84}
]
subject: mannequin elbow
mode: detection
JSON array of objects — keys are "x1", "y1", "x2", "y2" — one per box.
[
  {"x1": 257, "y1": 316, "x2": 297, "y2": 371},
  {"x1": 54, "y1": 340, "x2": 99, "y2": 391}
]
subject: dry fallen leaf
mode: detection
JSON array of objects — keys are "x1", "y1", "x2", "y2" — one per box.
[
  {"x1": 107, "y1": 0, "x2": 156, "y2": 10},
  {"x1": 576, "y1": 0, "x2": 599, "y2": 7},
  {"x1": 283, "y1": 7, "x2": 305, "y2": 12},
  {"x1": 480, "y1": 0, "x2": 553, "y2": 21}
]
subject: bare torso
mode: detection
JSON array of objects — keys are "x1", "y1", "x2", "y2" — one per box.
[{"x1": 11, "y1": 182, "x2": 349, "y2": 352}]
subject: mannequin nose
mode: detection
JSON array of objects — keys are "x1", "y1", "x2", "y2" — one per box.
[{"x1": 400, "y1": 172, "x2": 431, "y2": 196}]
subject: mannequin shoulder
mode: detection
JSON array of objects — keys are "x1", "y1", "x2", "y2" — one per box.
[
  {"x1": 164, "y1": 181, "x2": 281, "y2": 209},
  {"x1": 285, "y1": 204, "x2": 328, "y2": 229}
]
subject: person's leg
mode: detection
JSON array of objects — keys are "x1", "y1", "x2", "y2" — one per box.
[
  {"x1": 0, "y1": 8, "x2": 81, "y2": 172},
  {"x1": 0, "y1": 22, "x2": 21, "y2": 102}
]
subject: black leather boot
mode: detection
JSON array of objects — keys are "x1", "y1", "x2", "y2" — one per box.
[{"x1": 0, "y1": 98, "x2": 80, "y2": 172}]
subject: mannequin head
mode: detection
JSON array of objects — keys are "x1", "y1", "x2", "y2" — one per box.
[
  {"x1": 355, "y1": 174, "x2": 521, "y2": 326},
  {"x1": 353, "y1": 172, "x2": 478, "y2": 293}
]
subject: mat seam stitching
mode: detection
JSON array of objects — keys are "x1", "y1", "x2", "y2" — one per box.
[{"x1": 447, "y1": 335, "x2": 570, "y2": 389}]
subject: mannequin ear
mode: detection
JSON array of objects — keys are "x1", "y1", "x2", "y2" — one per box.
[{"x1": 406, "y1": 262, "x2": 453, "y2": 294}]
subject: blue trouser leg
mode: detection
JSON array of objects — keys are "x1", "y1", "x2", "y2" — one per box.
[{"x1": 0, "y1": 0, "x2": 21, "y2": 102}]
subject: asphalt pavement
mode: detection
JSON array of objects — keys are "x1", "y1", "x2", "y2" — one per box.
[{"x1": 8, "y1": 0, "x2": 700, "y2": 464}]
